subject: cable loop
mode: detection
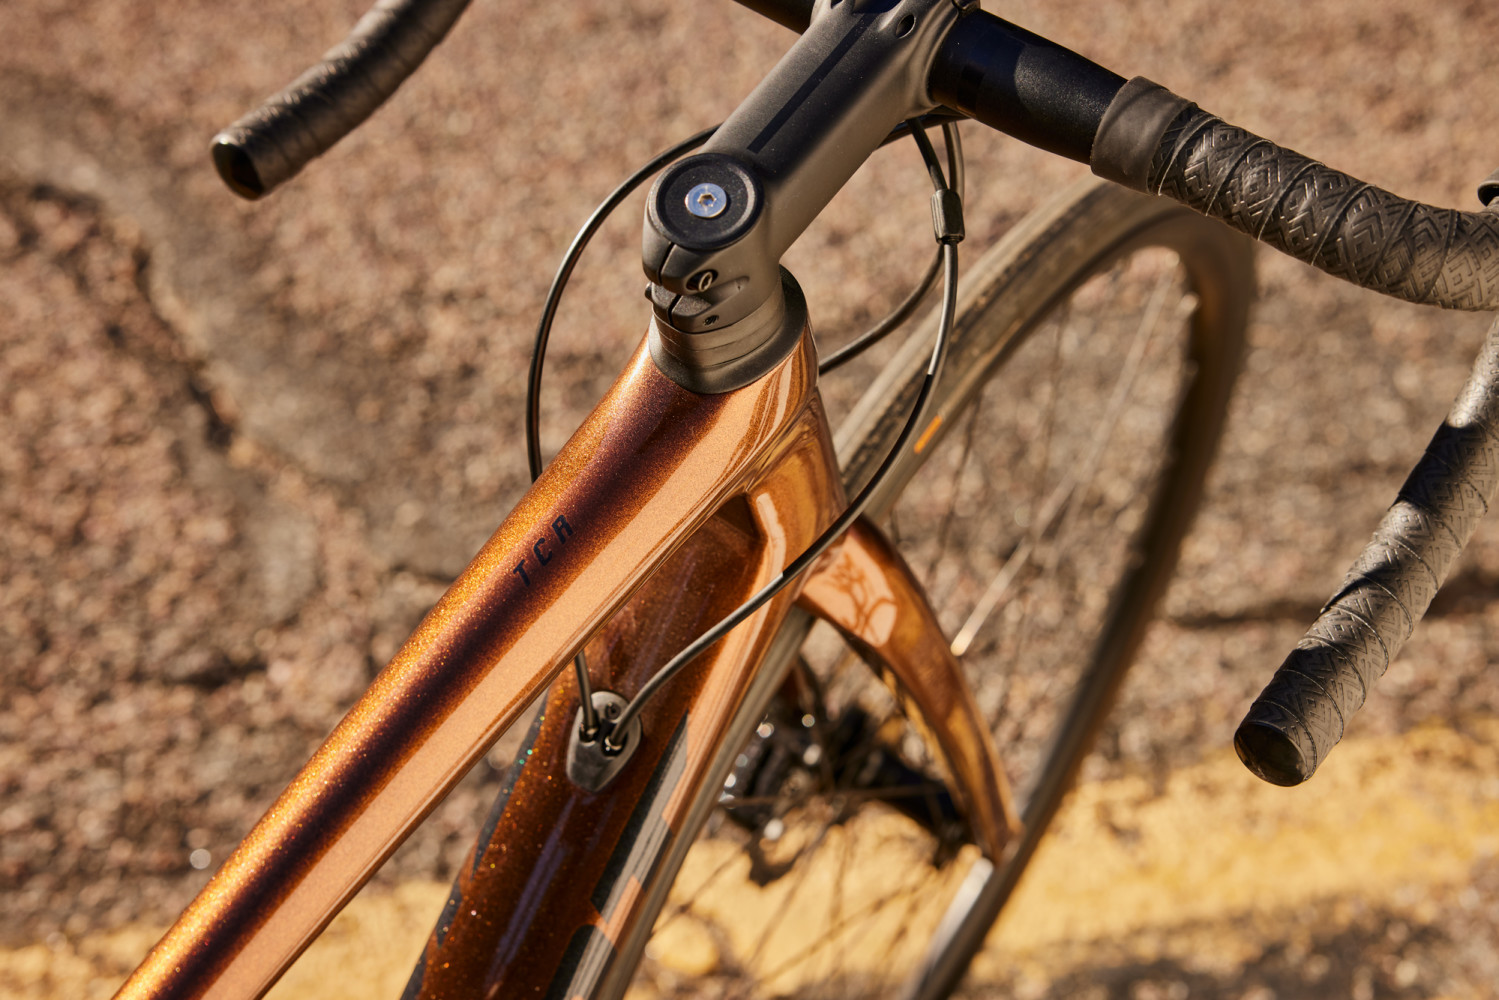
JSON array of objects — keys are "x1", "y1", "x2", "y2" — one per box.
[{"x1": 602, "y1": 119, "x2": 966, "y2": 752}]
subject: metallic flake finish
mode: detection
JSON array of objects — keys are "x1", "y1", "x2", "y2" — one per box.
[
  {"x1": 115, "y1": 327, "x2": 821, "y2": 1000},
  {"x1": 797, "y1": 517, "x2": 1018, "y2": 856},
  {"x1": 407, "y1": 400, "x2": 848, "y2": 999},
  {"x1": 116, "y1": 314, "x2": 1014, "y2": 1000}
]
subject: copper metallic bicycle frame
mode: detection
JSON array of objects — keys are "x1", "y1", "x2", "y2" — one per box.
[{"x1": 114, "y1": 280, "x2": 1016, "y2": 1000}]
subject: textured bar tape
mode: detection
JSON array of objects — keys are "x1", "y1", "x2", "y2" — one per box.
[
  {"x1": 211, "y1": 0, "x2": 472, "y2": 199},
  {"x1": 1092, "y1": 77, "x2": 1499, "y2": 312},
  {"x1": 1235, "y1": 318, "x2": 1499, "y2": 783},
  {"x1": 1090, "y1": 78, "x2": 1499, "y2": 782}
]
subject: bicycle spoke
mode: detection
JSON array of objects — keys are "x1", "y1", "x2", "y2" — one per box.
[
  {"x1": 924, "y1": 397, "x2": 984, "y2": 584},
  {"x1": 951, "y1": 262, "x2": 1176, "y2": 654}
]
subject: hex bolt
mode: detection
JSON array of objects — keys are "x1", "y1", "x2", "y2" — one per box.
[
  {"x1": 685, "y1": 182, "x2": 728, "y2": 219},
  {"x1": 688, "y1": 270, "x2": 717, "y2": 293}
]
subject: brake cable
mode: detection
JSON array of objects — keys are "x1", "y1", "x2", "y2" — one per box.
[
  {"x1": 522, "y1": 118, "x2": 964, "y2": 751},
  {"x1": 818, "y1": 121, "x2": 965, "y2": 374},
  {"x1": 525, "y1": 117, "x2": 964, "y2": 471},
  {"x1": 601, "y1": 121, "x2": 966, "y2": 753},
  {"x1": 523, "y1": 125, "x2": 718, "y2": 737}
]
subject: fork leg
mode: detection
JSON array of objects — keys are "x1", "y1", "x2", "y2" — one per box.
[{"x1": 797, "y1": 516, "x2": 1017, "y2": 858}]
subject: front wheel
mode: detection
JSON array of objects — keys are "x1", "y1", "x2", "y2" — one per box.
[{"x1": 634, "y1": 178, "x2": 1253, "y2": 998}]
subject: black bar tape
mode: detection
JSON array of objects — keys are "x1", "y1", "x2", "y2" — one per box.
[
  {"x1": 211, "y1": 0, "x2": 472, "y2": 199},
  {"x1": 1092, "y1": 78, "x2": 1499, "y2": 312},
  {"x1": 1236, "y1": 317, "x2": 1499, "y2": 785},
  {"x1": 1089, "y1": 77, "x2": 1191, "y2": 192}
]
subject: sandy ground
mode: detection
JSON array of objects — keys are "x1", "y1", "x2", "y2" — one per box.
[{"x1": 5, "y1": 0, "x2": 1499, "y2": 996}]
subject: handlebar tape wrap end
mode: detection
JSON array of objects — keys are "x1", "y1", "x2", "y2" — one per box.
[
  {"x1": 1089, "y1": 77, "x2": 1192, "y2": 193},
  {"x1": 1237, "y1": 316, "x2": 1499, "y2": 784},
  {"x1": 1235, "y1": 715, "x2": 1314, "y2": 787},
  {"x1": 211, "y1": 136, "x2": 268, "y2": 200}
]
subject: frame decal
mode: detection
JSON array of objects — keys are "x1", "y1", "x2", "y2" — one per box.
[
  {"x1": 515, "y1": 511, "x2": 577, "y2": 585},
  {"x1": 590, "y1": 714, "x2": 690, "y2": 919}
]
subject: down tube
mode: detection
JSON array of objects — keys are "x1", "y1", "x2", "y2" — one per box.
[
  {"x1": 404, "y1": 396, "x2": 847, "y2": 1000},
  {"x1": 114, "y1": 326, "x2": 820, "y2": 1000}
]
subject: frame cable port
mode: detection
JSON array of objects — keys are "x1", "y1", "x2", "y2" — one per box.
[{"x1": 566, "y1": 690, "x2": 645, "y2": 792}]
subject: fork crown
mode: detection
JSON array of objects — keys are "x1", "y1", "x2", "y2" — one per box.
[{"x1": 642, "y1": 0, "x2": 969, "y2": 392}]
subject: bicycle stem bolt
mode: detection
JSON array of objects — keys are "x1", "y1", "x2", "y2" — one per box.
[{"x1": 686, "y1": 182, "x2": 728, "y2": 218}]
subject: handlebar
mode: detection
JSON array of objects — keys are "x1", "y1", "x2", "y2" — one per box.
[
  {"x1": 1091, "y1": 78, "x2": 1499, "y2": 313},
  {"x1": 211, "y1": 0, "x2": 1126, "y2": 199},
  {"x1": 212, "y1": 0, "x2": 1499, "y2": 313},
  {"x1": 212, "y1": 0, "x2": 1499, "y2": 787},
  {"x1": 1084, "y1": 77, "x2": 1499, "y2": 783},
  {"x1": 1235, "y1": 340, "x2": 1499, "y2": 784},
  {"x1": 211, "y1": 0, "x2": 472, "y2": 199}
]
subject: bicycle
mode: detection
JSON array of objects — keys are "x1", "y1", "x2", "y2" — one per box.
[{"x1": 63, "y1": 0, "x2": 1499, "y2": 997}]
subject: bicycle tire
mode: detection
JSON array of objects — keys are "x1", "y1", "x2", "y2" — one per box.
[{"x1": 629, "y1": 177, "x2": 1252, "y2": 999}]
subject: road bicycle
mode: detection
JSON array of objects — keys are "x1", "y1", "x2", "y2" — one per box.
[{"x1": 107, "y1": 0, "x2": 1499, "y2": 997}]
